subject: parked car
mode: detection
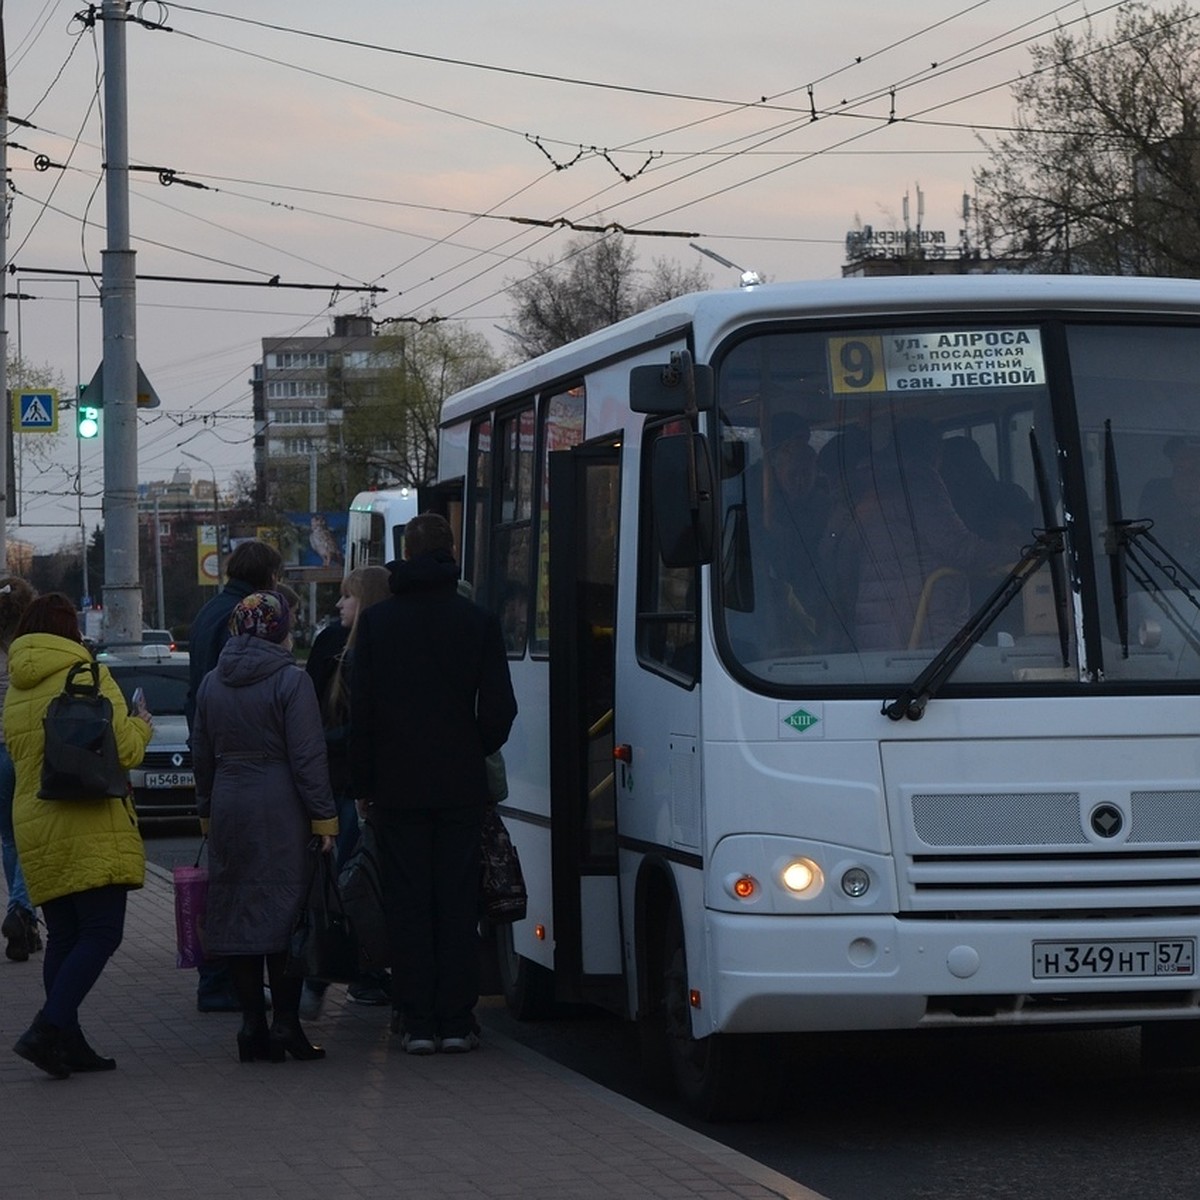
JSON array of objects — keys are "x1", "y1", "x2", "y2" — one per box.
[
  {"x1": 142, "y1": 628, "x2": 177, "y2": 651},
  {"x1": 98, "y1": 646, "x2": 194, "y2": 818}
]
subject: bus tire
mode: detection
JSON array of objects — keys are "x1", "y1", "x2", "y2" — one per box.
[
  {"x1": 496, "y1": 921, "x2": 556, "y2": 1021},
  {"x1": 660, "y1": 908, "x2": 783, "y2": 1122}
]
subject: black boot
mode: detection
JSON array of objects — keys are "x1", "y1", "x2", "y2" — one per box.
[
  {"x1": 267, "y1": 1014, "x2": 325, "y2": 1062},
  {"x1": 13, "y1": 1011, "x2": 71, "y2": 1079},
  {"x1": 236, "y1": 1016, "x2": 271, "y2": 1063},
  {"x1": 227, "y1": 955, "x2": 272, "y2": 1063},
  {"x1": 62, "y1": 1027, "x2": 116, "y2": 1072}
]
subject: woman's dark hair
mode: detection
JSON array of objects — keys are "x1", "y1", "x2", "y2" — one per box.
[{"x1": 14, "y1": 592, "x2": 83, "y2": 643}]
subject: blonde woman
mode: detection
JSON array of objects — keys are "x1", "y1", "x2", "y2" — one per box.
[{"x1": 301, "y1": 566, "x2": 391, "y2": 1016}]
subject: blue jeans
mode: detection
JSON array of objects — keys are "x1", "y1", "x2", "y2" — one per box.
[
  {"x1": 0, "y1": 743, "x2": 31, "y2": 916},
  {"x1": 40, "y1": 884, "x2": 127, "y2": 1030}
]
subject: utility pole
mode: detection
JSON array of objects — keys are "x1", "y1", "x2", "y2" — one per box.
[{"x1": 101, "y1": 0, "x2": 141, "y2": 643}]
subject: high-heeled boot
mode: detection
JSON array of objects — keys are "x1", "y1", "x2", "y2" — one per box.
[
  {"x1": 268, "y1": 1014, "x2": 325, "y2": 1061},
  {"x1": 228, "y1": 955, "x2": 271, "y2": 1063},
  {"x1": 13, "y1": 1010, "x2": 71, "y2": 1079}
]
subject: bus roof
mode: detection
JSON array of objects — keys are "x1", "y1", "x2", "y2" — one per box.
[
  {"x1": 443, "y1": 274, "x2": 1200, "y2": 424},
  {"x1": 348, "y1": 486, "x2": 419, "y2": 516}
]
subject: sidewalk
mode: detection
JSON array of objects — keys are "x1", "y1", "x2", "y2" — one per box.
[{"x1": 2, "y1": 865, "x2": 825, "y2": 1200}]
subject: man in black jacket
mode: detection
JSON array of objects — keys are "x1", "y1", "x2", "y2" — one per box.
[
  {"x1": 350, "y1": 513, "x2": 516, "y2": 1054},
  {"x1": 184, "y1": 539, "x2": 282, "y2": 1012}
]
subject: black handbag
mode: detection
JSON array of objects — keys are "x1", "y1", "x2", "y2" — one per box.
[
  {"x1": 285, "y1": 843, "x2": 360, "y2": 983},
  {"x1": 480, "y1": 806, "x2": 527, "y2": 924},
  {"x1": 337, "y1": 821, "x2": 390, "y2": 971},
  {"x1": 39, "y1": 661, "x2": 129, "y2": 801}
]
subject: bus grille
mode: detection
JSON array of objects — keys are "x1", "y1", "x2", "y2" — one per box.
[{"x1": 902, "y1": 789, "x2": 1200, "y2": 912}]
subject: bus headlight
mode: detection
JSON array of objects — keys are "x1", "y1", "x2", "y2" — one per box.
[
  {"x1": 781, "y1": 858, "x2": 824, "y2": 898},
  {"x1": 841, "y1": 867, "x2": 871, "y2": 898}
]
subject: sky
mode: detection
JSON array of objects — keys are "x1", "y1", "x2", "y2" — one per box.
[{"x1": 4, "y1": 0, "x2": 1177, "y2": 550}]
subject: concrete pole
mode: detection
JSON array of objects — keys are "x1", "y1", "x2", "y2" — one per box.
[{"x1": 101, "y1": 0, "x2": 141, "y2": 643}]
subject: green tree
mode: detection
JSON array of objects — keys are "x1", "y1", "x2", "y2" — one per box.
[
  {"x1": 505, "y1": 232, "x2": 710, "y2": 359},
  {"x1": 974, "y1": 2, "x2": 1200, "y2": 275},
  {"x1": 339, "y1": 322, "x2": 505, "y2": 492}
]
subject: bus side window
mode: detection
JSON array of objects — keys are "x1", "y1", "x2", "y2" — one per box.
[{"x1": 637, "y1": 420, "x2": 699, "y2": 683}]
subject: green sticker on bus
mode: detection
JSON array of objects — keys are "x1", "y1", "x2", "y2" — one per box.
[{"x1": 784, "y1": 708, "x2": 820, "y2": 732}]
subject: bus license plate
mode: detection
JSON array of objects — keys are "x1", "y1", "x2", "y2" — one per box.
[
  {"x1": 143, "y1": 771, "x2": 194, "y2": 789},
  {"x1": 1033, "y1": 938, "x2": 1195, "y2": 979}
]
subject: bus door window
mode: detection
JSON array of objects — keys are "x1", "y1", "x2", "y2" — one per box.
[
  {"x1": 492, "y1": 406, "x2": 536, "y2": 655},
  {"x1": 468, "y1": 417, "x2": 492, "y2": 595},
  {"x1": 533, "y1": 386, "x2": 586, "y2": 655}
]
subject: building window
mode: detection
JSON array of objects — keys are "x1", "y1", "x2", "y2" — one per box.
[
  {"x1": 268, "y1": 352, "x2": 327, "y2": 369},
  {"x1": 267, "y1": 381, "x2": 327, "y2": 400}
]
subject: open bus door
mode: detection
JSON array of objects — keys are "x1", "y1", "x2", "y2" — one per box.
[{"x1": 547, "y1": 440, "x2": 626, "y2": 1010}]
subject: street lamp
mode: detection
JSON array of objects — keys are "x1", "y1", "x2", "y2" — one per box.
[{"x1": 183, "y1": 451, "x2": 222, "y2": 585}]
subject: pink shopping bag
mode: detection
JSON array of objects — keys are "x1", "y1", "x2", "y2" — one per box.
[{"x1": 172, "y1": 864, "x2": 209, "y2": 969}]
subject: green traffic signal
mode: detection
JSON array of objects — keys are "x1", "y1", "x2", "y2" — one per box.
[{"x1": 77, "y1": 404, "x2": 100, "y2": 439}]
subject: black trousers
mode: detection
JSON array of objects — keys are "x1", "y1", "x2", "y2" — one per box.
[{"x1": 372, "y1": 805, "x2": 482, "y2": 1040}]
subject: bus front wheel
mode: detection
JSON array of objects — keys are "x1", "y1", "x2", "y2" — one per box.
[
  {"x1": 658, "y1": 909, "x2": 783, "y2": 1121},
  {"x1": 496, "y1": 921, "x2": 556, "y2": 1020}
]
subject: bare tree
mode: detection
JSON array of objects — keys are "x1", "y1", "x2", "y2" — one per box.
[
  {"x1": 505, "y1": 232, "x2": 710, "y2": 359},
  {"x1": 974, "y1": 2, "x2": 1200, "y2": 276}
]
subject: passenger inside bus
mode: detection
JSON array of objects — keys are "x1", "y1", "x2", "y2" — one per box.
[
  {"x1": 751, "y1": 412, "x2": 838, "y2": 656},
  {"x1": 1136, "y1": 435, "x2": 1200, "y2": 579},
  {"x1": 852, "y1": 419, "x2": 1013, "y2": 652}
]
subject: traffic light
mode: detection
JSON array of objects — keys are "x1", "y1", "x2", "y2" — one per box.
[{"x1": 77, "y1": 384, "x2": 100, "y2": 439}]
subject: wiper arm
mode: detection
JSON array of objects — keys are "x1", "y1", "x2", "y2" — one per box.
[{"x1": 882, "y1": 527, "x2": 1066, "y2": 722}]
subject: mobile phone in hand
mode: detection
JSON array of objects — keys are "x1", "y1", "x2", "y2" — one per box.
[{"x1": 131, "y1": 686, "x2": 145, "y2": 712}]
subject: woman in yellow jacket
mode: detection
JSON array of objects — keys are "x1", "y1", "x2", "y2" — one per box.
[{"x1": 5, "y1": 594, "x2": 153, "y2": 1079}]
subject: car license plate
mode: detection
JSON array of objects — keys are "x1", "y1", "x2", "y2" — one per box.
[
  {"x1": 1032, "y1": 938, "x2": 1195, "y2": 979},
  {"x1": 143, "y1": 771, "x2": 194, "y2": 789}
]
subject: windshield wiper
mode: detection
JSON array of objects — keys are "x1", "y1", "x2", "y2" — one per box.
[
  {"x1": 1103, "y1": 420, "x2": 1200, "y2": 658},
  {"x1": 882, "y1": 525, "x2": 1066, "y2": 721}
]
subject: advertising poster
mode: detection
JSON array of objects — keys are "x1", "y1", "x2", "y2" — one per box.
[{"x1": 283, "y1": 511, "x2": 348, "y2": 570}]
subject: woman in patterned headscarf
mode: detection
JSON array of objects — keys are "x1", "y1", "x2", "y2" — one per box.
[{"x1": 191, "y1": 590, "x2": 337, "y2": 1065}]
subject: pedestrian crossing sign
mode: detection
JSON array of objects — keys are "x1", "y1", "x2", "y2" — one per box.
[{"x1": 13, "y1": 390, "x2": 59, "y2": 433}]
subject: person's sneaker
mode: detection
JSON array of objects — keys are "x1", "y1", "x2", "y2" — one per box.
[
  {"x1": 440, "y1": 1031, "x2": 480, "y2": 1054},
  {"x1": 3, "y1": 908, "x2": 32, "y2": 962},
  {"x1": 347, "y1": 982, "x2": 391, "y2": 1006},
  {"x1": 400, "y1": 1033, "x2": 438, "y2": 1056}
]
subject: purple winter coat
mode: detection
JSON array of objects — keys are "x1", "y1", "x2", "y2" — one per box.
[{"x1": 193, "y1": 635, "x2": 336, "y2": 955}]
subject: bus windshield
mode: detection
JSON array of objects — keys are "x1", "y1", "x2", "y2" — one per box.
[{"x1": 715, "y1": 317, "x2": 1200, "y2": 693}]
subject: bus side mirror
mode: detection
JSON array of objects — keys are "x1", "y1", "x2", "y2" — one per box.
[
  {"x1": 631, "y1": 355, "x2": 714, "y2": 415},
  {"x1": 652, "y1": 433, "x2": 715, "y2": 567}
]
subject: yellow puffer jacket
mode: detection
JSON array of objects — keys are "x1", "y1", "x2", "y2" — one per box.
[{"x1": 4, "y1": 634, "x2": 152, "y2": 906}]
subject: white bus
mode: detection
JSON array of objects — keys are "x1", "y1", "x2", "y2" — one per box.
[
  {"x1": 438, "y1": 276, "x2": 1200, "y2": 1118},
  {"x1": 344, "y1": 486, "x2": 419, "y2": 574}
]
